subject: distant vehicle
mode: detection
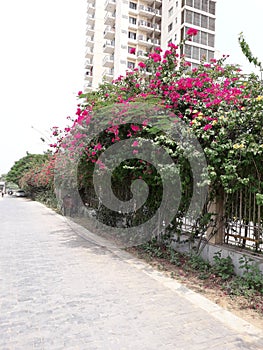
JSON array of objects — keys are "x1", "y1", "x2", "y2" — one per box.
[
  {"x1": 0, "y1": 181, "x2": 5, "y2": 194},
  {"x1": 15, "y1": 190, "x2": 27, "y2": 197}
]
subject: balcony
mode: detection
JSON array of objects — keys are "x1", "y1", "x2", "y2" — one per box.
[
  {"x1": 105, "y1": 11, "x2": 116, "y2": 26},
  {"x1": 144, "y1": 0, "x2": 162, "y2": 7},
  {"x1": 86, "y1": 36, "x2": 94, "y2": 47},
  {"x1": 137, "y1": 50, "x2": 148, "y2": 59},
  {"x1": 138, "y1": 20, "x2": 161, "y2": 33},
  {"x1": 128, "y1": 20, "x2": 137, "y2": 30},
  {"x1": 85, "y1": 80, "x2": 93, "y2": 92},
  {"x1": 138, "y1": 35, "x2": 161, "y2": 47},
  {"x1": 139, "y1": 5, "x2": 161, "y2": 18},
  {"x1": 103, "y1": 40, "x2": 115, "y2": 54},
  {"x1": 103, "y1": 55, "x2": 114, "y2": 68},
  {"x1": 85, "y1": 47, "x2": 94, "y2": 58},
  {"x1": 87, "y1": 0, "x2": 95, "y2": 6},
  {"x1": 85, "y1": 59, "x2": 93, "y2": 69},
  {"x1": 87, "y1": 3, "x2": 95, "y2": 15},
  {"x1": 105, "y1": 0, "x2": 116, "y2": 12},
  {"x1": 87, "y1": 13, "x2": 95, "y2": 24},
  {"x1": 127, "y1": 49, "x2": 137, "y2": 58},
  {"x1": 103, "y1": 68, "x2": 114, "y2": 82},
  {"x1": 86, "y1": 24, "x2": 95, "y2": 36},
  {"x1": 104, "y1": 26, "x2": 115, "y2": 40},
  {"x1": 85, "y1": 69, "x2": 93, "y2": 80}
]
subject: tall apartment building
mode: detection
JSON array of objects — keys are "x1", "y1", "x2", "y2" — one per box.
[{"x1": 85, "y1": 0, "x2": 217, "y2": 91}]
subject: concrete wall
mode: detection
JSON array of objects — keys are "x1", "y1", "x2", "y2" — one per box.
[{"x1": 171, "y1": 236, "x2": 263, "y2": 276}]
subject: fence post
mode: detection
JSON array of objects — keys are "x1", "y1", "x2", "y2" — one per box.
[{"x1": 207, "y1": 188, "x2": 225, "y2": 244}]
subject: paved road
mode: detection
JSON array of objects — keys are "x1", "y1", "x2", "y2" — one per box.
[{"x1": 0, "y1": 196, "x2": 262, "y2": 350}]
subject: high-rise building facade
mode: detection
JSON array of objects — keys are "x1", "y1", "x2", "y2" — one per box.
[{"x1": 85, "y1": 0, "x2": 217, "y2": 91}]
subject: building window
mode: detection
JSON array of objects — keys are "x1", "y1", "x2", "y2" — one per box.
[
  {"x1": 208, "y1": 50, "x2": 214, "y2": 61},
  {"x1": 192, "y1": 46, "x2": 199, "y2": 60},
  {"x1": 176, "y1": 1, "x2": 179, "y2": 7},
  {"x1": 202, "y1": 0, "x2": 209, "y2": 12},
  {"x1": 192, "y1": 30, "x2": 200, "y2": 43},
  {"x1": 168, "y1": 22, "x2": 173, "y2": 32},
  {"x1": 193, "y1": 12, "x2": 200, "y2": 26},
  {"x1": 200, "y1": 31, "x2": 207, "y2": 45},
  {"x1": 209, "y1": 17, "x2": 215, "y2": 31},
  {"x1": 174, "y1": 34, "x2": 177, "y2": 41},
  {"x1": 185, "y1": 45, "x2": 191, "y2": 58},
  {"x1": 208, "y1": 33, "x2": 215, "y2": 47},
  {"x1": 186, "y1": 0, "x2": 193, "y2": 6},
  {"x1": 129, "y1": 2, "x2": 137, "y2": 10},
  {"x1": 128, "y1": 31, "x2": 137, "y2": 40},
  {"x1": 127, "y1": 61, "x2": 135, "y2": 69},
  {"x1": 129, "y1": 16, "x2": 137, "y2": 25},
  {"x1": 200, "y1": 48, "x2": 207, "y2": 60},
  {"x1": 209, "y1": 1, "x2": 216, "y2": 15},
  {"x1": 186, "y1": 10, "x2": 192, "y2": 23},
  {"x1": 194, "y1": 0, "x2": 201, "y2": 10},
  {"x1": 168, "y1": 7, "x2": 173, "y2": 17},
  {"x1": 201, "y1": 14, "x2": 208, "y2": 29}
]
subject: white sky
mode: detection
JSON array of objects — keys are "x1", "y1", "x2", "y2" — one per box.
[{"x1": 0, "y1": 0, "x2": 262, "y2": 174}]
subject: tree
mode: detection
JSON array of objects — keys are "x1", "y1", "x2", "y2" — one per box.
[{"x1": 6, "y1": 153, "x2": 48, "y2": 186}]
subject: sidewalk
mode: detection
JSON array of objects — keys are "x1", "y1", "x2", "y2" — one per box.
[
  {"x1": 0, "y1": 199, "x2": 262, "y2": 349},
  {"x1": 68, "y1": 217, "x2": 263, "y2": 349}
]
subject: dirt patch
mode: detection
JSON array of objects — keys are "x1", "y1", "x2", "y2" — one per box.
[{"x1": 126, "y1": 246, "x2": 263, "y2": 330}]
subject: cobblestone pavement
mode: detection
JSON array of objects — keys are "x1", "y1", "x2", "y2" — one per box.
[{"x1": 0, "y1": 197, "x2": 262, "y2": 350}]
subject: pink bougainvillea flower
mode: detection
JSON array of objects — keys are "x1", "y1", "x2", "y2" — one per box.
[
  {"x1": 138, "y1": 61, "x2": 146, "y2": 68},
  {"x1": 203, "y1": 124, "x2": 213, "y2": 131},
  {"x1": 149, "y1": 52, "x2": 161, "y2": 62},
  {"x1": 168, "y1": 43, "x2": 178, "y2": 50},
  {"x1": 76, "y1": 107, "x2": 82, "y2": 116},
  {"x1": 131, "y1": 125, "x2": 140, "y2": 132},
  {"x1": 186, "y1": 28, "x2": 198, "y2": 36},
  {"x1": 94, "y1": 143, "x2": 102, "y2": 151},
  {"x1": 163, "y1": 50, "x2": 172, "y2": 59},
  {"x1": 78, "y1": 91, "x2": 83, "y2": 96},
  {"x1": 75, "y1": 132, "x2": 84, "y2": 139},
  {"x1": 130, "y1": 48, "x2": 136, "y2": 54}
]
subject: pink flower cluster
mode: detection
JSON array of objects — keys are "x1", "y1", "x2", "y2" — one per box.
[{"x1": 51, "y1": 38, "x2": 250, "y2": 163}]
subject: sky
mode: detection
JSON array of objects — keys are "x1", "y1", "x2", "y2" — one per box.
[{"x1": 0, "y1": 0, "x2": 263, "y2": 175}]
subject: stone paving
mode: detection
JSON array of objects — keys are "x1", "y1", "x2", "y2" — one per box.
[{"x1": 0, "y1": 197, "x2": 262, "y2": 349}]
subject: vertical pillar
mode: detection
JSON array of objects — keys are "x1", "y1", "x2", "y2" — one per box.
[{"x1": 207, "y1": 188, "x2": 225, "y2": 244}]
